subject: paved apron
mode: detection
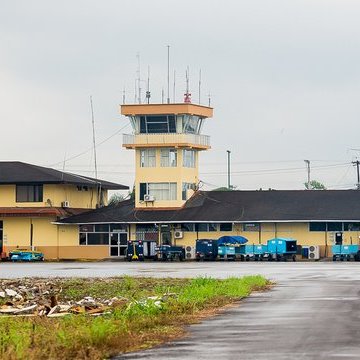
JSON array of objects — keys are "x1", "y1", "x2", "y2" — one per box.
[{"x1": 1, "y1": 262, "x2": 360, "y2": 359}]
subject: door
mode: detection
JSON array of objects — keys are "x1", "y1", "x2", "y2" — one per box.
[
  {"x1": 110, "y1": 232, "x2": 128, "y2": 257},
  {"x1": 160, "y1": 225, "x2": 171, "y2": 245},
  {"x1": 335, "y1": 232, "x2": 343, "y2": 245}
]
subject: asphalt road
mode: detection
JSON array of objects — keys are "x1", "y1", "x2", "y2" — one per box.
[{"x1": 2, "y1": 262, "x2": 360, "y2": 359}]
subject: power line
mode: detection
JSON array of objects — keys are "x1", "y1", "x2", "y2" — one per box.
[{"x1": 49, "y1": 122, "x2": 131, "y2": 167}]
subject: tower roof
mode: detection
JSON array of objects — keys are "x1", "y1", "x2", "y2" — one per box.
[{"x1": 121, "y1": 103, "x2": 213, "y2": 118}]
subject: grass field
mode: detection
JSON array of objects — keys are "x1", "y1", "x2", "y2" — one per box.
[{"x1": 0, "y1": 276, "x2": 269, "y2": 360}]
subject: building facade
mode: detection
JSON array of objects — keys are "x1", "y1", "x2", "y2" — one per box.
[
  {"x1": 55, "y1": 101, "x2": 360, "y2": 260},
  {"x1": 0, "y1": 162, "x2": 128, "y2": 259}
]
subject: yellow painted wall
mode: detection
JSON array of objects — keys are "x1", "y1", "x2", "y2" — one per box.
[
  {"x1": 3, "y1": 219, "x2": 358, "y2": 259},
  {"x1": 134, "y1": 148, "x2": 199, "y2": 208},
  {"x1": 167, "y1": 222, "x2": 360, "y2": 257},
  {"x1": 1, "y1": 217, "x2": 79, "y2": 249},
  {"x1": 0, "y1": 184, "x2": 107, "y2": 208}
]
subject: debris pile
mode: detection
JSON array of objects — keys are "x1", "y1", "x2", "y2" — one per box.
[{"x1": 0, "y1": 279, "x2": 127, "y2": 317}]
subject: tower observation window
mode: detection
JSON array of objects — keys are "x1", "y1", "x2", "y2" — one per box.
[{"x1": 140, "y1": 115, "x2": 176, "y2": 133}]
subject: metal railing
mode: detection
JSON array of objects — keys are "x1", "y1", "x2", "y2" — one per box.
[{"x1": 123, "y1": 133, "x2": 210, "y2": 147}]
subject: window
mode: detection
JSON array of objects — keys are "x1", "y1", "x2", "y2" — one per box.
[
  {"x1": 182, "y1": 182, "x2": 195, "y2": 200},
  {"x1": 110, "y1": 224, "x2": 128, "y2": 232},
  {"x1": 95, "y1": 224, "x2": 109, "y2": 232},
  {"x1": 195, "y1": 223, "x2": 218, "y2": 232},
  {"x1": 77, "y1": 186, "x2": 89, "y2": 191},
  {"x1": 182, "y1": 115, "x2": 202, "y2": 134},
  {"x1": 139, "y1": 115, "x2": 176, "y2": 133},
  {"x1": 139, "y1": 182, "x2": 177, "y2": 201},
  {"x1": 181, "y1": 223, "x2": 195, "y2": 232},
  {"x1": 243, "y1": 223, "x2": 260, "y2": 232},
  {"x1": 161, "y1": 149, "x2": 177, "y2": 167},
  {"x1": 79, "y1": 223, "x2": 127, "y2": 246},
  {"x1": 136, "y1": 224, "x2": 158, "y2": 241},
  {"x1": 309, "y1": 222, "x2": 326, "y2": 231},
  {"x1": 79, "y1": 233, "x2": 87, "y2": 245},
  {"x1": 140, "y1": 149, "x2": 156, "y2": 167},
  {"x1": 183, "y1": 150, "x2": 196, "y2": 168},
  {"x1": 327, "y1": 222, "x2": 343, "y2": 232},
  {"x1": 87, "y1": 233, "x2": 109, "y2": 245},
  {"x1": 220, "y1": 223, "x2": 233, "y2": 232},
  {"x1": 16, "y1": 185, "x2": 43, "y2": 202},
  {"x1": 344, "y1": 222, "x2": 360, "y2": 231},
  {"x1": 79, "y1": 224, "x2": 94, "y2": 232}
]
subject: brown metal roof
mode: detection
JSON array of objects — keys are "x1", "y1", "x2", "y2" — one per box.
[
  {"x1": 0, "y1": 162, "x2": 128, "y2": 190},
  {"x1": 57, "y1": 190, "x2": 360, "y2": 224}
]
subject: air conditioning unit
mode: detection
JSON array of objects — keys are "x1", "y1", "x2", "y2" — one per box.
[
  {"x1": 174, "y1": 230, "x2": 183, "y2": 239},
  {"x1": 61, "y1": 201, "x2": 70, "y2": 208},
  {"x1": 308, "y1": 245, "x2": 320, "y2": 260},
  {"x1": 185, "y1": 245, "x2": 195, "y2": 259},
  {"x1": 144, "y1": 194, "x2": 155, "y2": 202}
]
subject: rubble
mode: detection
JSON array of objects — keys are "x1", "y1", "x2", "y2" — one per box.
[
  {"x1": 0, "y1": 279, "x2": 177, "y2": 318},
  {"x1": 0, "y1": 279, "x2": 128, "y2": 318}
]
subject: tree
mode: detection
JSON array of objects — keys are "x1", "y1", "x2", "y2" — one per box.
[
  {"x1": 304, "y1": 180, "x2": 327, "y2": 190},
  {"x1": 108, "y1": 186, "x2": 135, "y2": 206},
  {"x1": 108, "y1": 193, "x2": 126, "y2": 206}
]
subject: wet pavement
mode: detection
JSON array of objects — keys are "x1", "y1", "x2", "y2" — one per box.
[{"x1": 2, "y1": 262, "x2": 360, "y2": 359}]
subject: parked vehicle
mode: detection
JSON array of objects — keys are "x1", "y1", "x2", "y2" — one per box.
[
  {"x1": 217, "y1": 236, "x2": 248, "y2": 261},
  {"x1": 195, "y1": 239, "x2": 218, "y2": 261},
  {"x1": 332, "y1": 244, "x2": 359, "y2": 261},
  {"x1": 266, "y1": 238, "x2": 297, "y2": 261},
  {"x1": 240, "y1": 244, "x2": 267, "y2": 261},
  {"x1": 126, "y1": 240, "x2": 144, "y2": 261},
  {"x1": 9, "y1": 249, "x2": 44, "y2": 262},
  {"x1": 154, "y1": 245, "x2": 185, "y2": 261}
]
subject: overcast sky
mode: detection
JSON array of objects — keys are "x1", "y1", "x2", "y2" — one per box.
[{"x1": 1, "y1": 0, "x2": 360, "y2": 192}]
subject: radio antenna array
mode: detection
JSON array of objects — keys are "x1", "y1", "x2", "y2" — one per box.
[
  {"x1": 184, "y1": 66, "x2": 191, "y2": 103},
  {"x1": 146, "y1": 65, "x2": 151, "y2": 104},
  {"x1": 167, "y1": 45, "x2": 170, "y2": 104},
  {"x1": 136, "y1": 53, "x2": 141, "y2": 104},
  {"x1": 198, "y1": 69, "x2": 202, "y2": 104}
]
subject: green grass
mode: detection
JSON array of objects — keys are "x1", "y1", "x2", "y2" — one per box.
[{"x1": 0, "y1": 276, "x2": 269, "y2": 360}]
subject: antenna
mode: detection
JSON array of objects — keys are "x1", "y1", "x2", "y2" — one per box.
[
  {"x1": 304, "y1": 160, "x2": 311, "y2": 189},
  {"x1": 173, "y1": 69, "x2": 176, "y2": 103},
  {"x1": 134, "y1": 79, "x2": 137, "y2": 103},
  {"x1": 167, "y1": 45, "x2": 170, "y2": 104},
  {"x1": 198, "y1": 69, "x2": 202, "y2": 104},
  {"x1": 146, "y1": 65, "x2": 151, "y2": 104},
  {"x1": 122, "y1": 87, "x2": 126, "y2": 105},
  {"x1": 136, "y1": 52, "x2": 141, "y2": 104},
  {"x1": 90, "y1": 96, "x2": 99, "y2": 206},
  {"x1": 61, "y1": 152, "x2": 66, "y2": 181},
  {"x1": 184, "y1": 66, "x2": 191, "y2": 103},
  {"x1": 161, "y1": 88, "x2": 164, "y2": 104},
  {"x1": 208, "y1": 92, "x2": 211, "y2": 107}
]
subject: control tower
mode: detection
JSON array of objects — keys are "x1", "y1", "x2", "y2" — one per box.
[{"x1": 121, "y1": 102, "x2": 213, "y2": 208}]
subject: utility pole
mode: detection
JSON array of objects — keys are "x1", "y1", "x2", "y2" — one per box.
[
  {"x1": 227, "y1": 150, "x2": 231, "y2": 190},
  {"x1": 352, "y1": 160, "x2": 360, "y2": 189},
  {"x1": 304, "y1": 160, "x2": 311, "y2": 189}
]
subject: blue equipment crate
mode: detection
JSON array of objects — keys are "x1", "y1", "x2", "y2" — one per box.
[
  {"x1": 240, "y1": 244, "x2": 266, "y2": 255},
  {"x1": 332, "y1": 244, "x2": 359, "y2": 255},
  {"x1": 266, "y1": 238, "x2": 297, "y2": 255}
]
